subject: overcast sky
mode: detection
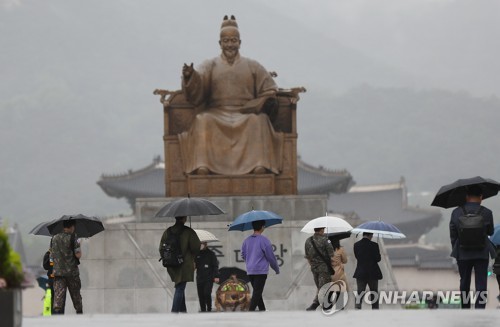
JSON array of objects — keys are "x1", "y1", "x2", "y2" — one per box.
[{"x1": 1, "y1": 0, "x2": 499, "y2": 232}]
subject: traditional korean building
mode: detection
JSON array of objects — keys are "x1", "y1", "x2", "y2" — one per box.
[
  {"x1": 97, "y1": 155, "x2": 353, "y2": 211},
  {"x1": 328, "y1": 178, "x2": 442, "y2": 243},
  {"x1": 97, "y1": 155, "x2": 441, "y2": 243}
]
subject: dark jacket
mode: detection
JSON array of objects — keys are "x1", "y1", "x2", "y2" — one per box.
[
  {"x1": 159, "y1": 222, "x2": 201, "y2": 285},
  {"x1": 353, "y1": 237, "x2": 383, "y2": 280},
  {"x1": 195, "y1": 248, "x2": 219, "y2": 283},
  {"x1": 449, "y1": 203, "x2": 495, "y2": 260}
]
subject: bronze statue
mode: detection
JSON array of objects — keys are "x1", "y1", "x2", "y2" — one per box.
[{"x1": 178, "y1": 15, "x2": 284, "y2": 176}]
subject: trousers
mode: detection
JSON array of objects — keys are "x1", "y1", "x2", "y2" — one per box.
[
  {"x1": 197, "y1": 280, "x2": 214, "y2": 312},
  {"x1": 457, "y1": 259, "x2": 488, "y2": 309},
  {"x1": 248, "y1": 274, "x2": 267, "y2": 311},
  {"x1": 355, "y1": 279, "x2": 379, "y2": 309},
  {"x1": 172, "y1": 282, "x2": 187, "y2": 313},
  {"x1": 53, "y1": 275, "x2": 83, "y2": 314}
]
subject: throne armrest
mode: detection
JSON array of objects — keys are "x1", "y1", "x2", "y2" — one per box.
[
  {"x1": 157, "y1": 87, "x2": 303, "y2": 136},
  {"x1": 155, "y1": 89, "x2": 196, "y2": 135}
]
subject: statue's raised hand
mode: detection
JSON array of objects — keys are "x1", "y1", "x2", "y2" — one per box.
[{"x1": 183, "y1": 63, "x2": 194, "y2": 80}]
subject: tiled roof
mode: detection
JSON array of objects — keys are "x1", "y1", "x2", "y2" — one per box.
[
  {"x1": 97, "y1": 156, "x2": 353, "y2": 200},
  {"x1": 328, "y1": 179, "x2": 442, "y2": 242},
  {"x1": 297, "y1": 159, "x2": 354, "y2": 194},
  {"x1": 385, "y1": 244, "x2": 455, "y2": 270},
  {"x1": 97, "y1": 156, "x2": 166, "y2": 199}
]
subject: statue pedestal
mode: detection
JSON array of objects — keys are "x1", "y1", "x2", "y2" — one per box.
[
  {"x1": 187, "y1": 174, "x2": 275, "y2": 196},
  {"x1": 79, "y1": 195, "x2": 398, "y2": 313},
  {"x1": 135, "y1": 194, "x2": 327, "y2": 223}
]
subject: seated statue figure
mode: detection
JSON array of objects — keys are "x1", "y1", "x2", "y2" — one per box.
[{"x1": 179, "y1": 15, "x2": 284, "y2": 176}]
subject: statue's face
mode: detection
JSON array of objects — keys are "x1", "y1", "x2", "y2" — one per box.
[{"x1": 219, "y1": 27, "x2": 241, "y2": 61}]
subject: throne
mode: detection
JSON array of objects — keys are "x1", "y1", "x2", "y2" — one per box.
[{"x1": 155, "y1": 86, "x2": 305, "y2": 197}]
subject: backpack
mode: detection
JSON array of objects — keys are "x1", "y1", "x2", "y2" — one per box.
[
  {"x1": 160, "y1": 228, "x2": 184, "y2": 268},
  {"x1": 43, "y1": 238, "x2": 53, "y2": 270},
  {"x1": 42, "y1": 250, "x2": 51, "y2": 271},
  {"x1": 457, "y1": 206, "x2": 486, "y2": 250}
]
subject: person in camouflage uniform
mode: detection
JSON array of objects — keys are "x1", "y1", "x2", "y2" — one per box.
[
  {"x1": 304, "y1": 227, "x2": 334, "y2": 311},
  {"x1": 51, "y1": 220, "x2": 83, "y2": 314}
]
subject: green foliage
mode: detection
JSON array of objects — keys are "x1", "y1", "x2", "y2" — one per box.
[{"x1": 0, "y1": 228, "x2": 24, "y2": 288}]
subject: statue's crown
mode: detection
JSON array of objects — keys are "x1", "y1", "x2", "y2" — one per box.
[{"x1": 221, "y1": 15, "x2": 238, "y2": 30}]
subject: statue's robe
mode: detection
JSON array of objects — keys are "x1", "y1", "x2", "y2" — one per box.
[{"x1": 179, "y1": 54, "x2": 284, "y2": 175}]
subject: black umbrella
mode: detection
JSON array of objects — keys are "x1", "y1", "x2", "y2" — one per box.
[
  {"x1": 47, "y1": 214, "x2": 105, "y2": 238},
  {"x1": 218, "y1": 267, "x2": 249, "y2": 283},
  {"x1": 29, "y1": 220, "x2": 54, "y2": 236},
  {"x1": 431, "y1": 176, "x2": 500, "y2": 209},
  {"x1": 155, "y1": 197, "x2": 225, "y2": 218},
  {"x1": 327, "y1": 231, "x2": 352, "y2": 243}
]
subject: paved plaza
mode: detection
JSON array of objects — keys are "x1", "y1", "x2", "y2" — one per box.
[{"x1": 24, "y1": 310, "x2": 500, "y2": 327}]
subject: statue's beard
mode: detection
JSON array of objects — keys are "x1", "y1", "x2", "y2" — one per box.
[{"x1": 223, "y1": 49, "x2": 239, "y2": 63}]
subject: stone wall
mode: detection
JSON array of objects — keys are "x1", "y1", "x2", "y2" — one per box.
[{"x1": 79, "y1": 195, "x2": 398, "y2": 313}]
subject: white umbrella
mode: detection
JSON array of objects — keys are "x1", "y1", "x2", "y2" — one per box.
[
  {"x1": 194, "y1": 229, "x2": 219, "y2": 243},
  {"x1": 300, "y1": 215, "x2": 353, "y2": 234}
]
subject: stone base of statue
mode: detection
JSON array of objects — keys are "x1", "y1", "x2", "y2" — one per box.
[
  {"x1": 158, "y1": 88, "x2": 304, "y2": 197},
  {"x1": 77, "y1": 195, "x2": 398, "y2": 313},
  {"x1": 187, "y1": 174, "x2": 276, "y2": 196}
]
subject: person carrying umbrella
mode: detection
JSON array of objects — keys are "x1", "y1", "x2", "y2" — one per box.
[
  {"x1": 30, "y1": 214, "x2": 105, "y2": 315},
  {"x1": 449, "y1": 185, "x2": 495, "y2": 309},
  {"x1": 241, "y1": 220, "x2": 280, "y2": 312},
  {"x1": 353, "y1": 232, "x2": 382, "y2": 310},
  {"x1": 195, "y1": 242, "x2": 220, "y2": 312},
  {"x1": 304, "y1": 226, "x2": 335, "y2": 311},
  {"x1": 51, "y1": 219, "x2": 83, "y2": 314},
  {"x1": 328, "y1": 235, "x2": 349, "y2": 290},
  {"x1": 159, "y1": 216, "x2": 201, "y2": 313}
]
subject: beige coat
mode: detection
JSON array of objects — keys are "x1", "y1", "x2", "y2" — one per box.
[{"x1": 331, "y1": 247, "x2": 349, "y2": 290}]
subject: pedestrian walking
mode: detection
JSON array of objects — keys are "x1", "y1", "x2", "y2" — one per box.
[
  {"x1": 195, "y1": 242, "x2": 220, "y2": 312},
  {"x1": 329, "y1": 237, "x2": 349, "y2": 290},
  {"x1": 353, "y1": 232, "x2": 382, "y2": 309},
  {"x1": 449, "y1": 185, "x2": 495, "y2": 309},
  {"x1": 241, "y1": 220, "x2": 280, "y2": 311},
  {"x1": 304, "y1": 227, "x2": 334, "y2": 311},
  {"x1": 51, "y1": 220, "x2": 83, "y2": 314},
  {"x1": 159, "y1": 216, "x2": 201, "y2": 313}
]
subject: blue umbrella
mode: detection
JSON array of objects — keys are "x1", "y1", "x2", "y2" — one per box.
[
  {"x1": 228, "y1": 210, "x2": 283, "y2": 231},
  {"x1": 490, "y1": 225, "x2": 500, "y2": 246},
  {"x1": 351, "y1": 220, "x2": 406, "y2": 239},
  {"x1": 36, "y1": 276, "x2": 50, "y2": 290}
]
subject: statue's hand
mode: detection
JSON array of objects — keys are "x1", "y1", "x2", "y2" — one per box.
[{"x1": 183, "y1": 63, "x2": 194, "y2": 80}]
